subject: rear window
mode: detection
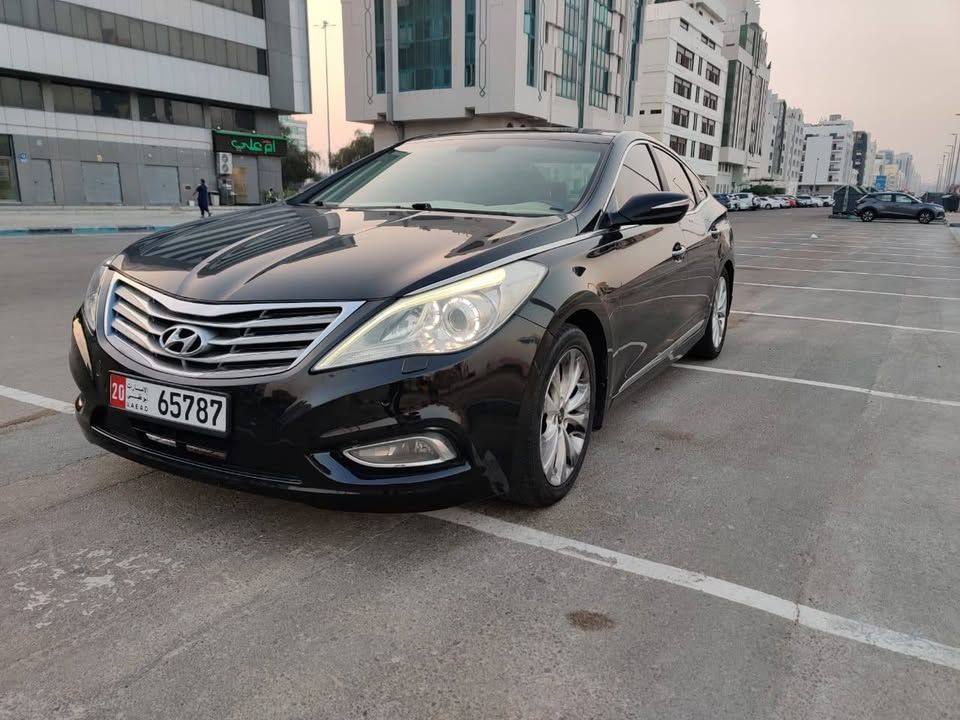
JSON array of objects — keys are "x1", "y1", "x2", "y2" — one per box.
[{"x1": 301, "y1": 137, "x2": 606, "y2": 216}]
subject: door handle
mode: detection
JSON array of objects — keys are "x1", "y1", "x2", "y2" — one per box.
[{"x1": 672, "y1": 243, "x2": 687, "y2": 261}]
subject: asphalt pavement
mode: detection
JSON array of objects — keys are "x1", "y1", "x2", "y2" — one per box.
[{"x1": 1, "y1": 209, "x2": 959, "y2": 719}]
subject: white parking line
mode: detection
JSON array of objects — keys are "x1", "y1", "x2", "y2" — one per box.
[
  {"x1": 737, "y1": 245, "x2": 960, "y2": 260},
  {"x1": 730, "y1": 310, "x2": 960, "y2": 335},
  {"x1": 427, "y1": 508, "x2": 960, "y2": 672},
  {"x1": 674, "y1": 363, "x2": 960, "y2": 408},
  {"x1": 739, "y1": 265, "x2": 960, "y2": 282},
  {"x1": 739, "y1": 282, "x2": 960, "y2": 301},
  {"x1": 0, "y1": 384, "x2": 73, "y2": 414},
  {"x1": 738, "y1": 253, "x2": 960, "y2": 270}
]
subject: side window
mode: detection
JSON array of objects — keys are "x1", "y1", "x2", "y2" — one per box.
[
  {"x1": 895, "y1": 194, "x2": 914, "y2": 204},
  {"x1": 612, "y1": 145, "x2": 662, "y2": 209},
  {"x1": 653, "y1": 149, "x2": 695, "y2": 202},
  {"x1": 876, "y1": 193, "x2": 893, "y2": 202}
]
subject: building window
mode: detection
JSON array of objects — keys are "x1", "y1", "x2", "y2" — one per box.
[
  {"x1": 209, "y1": 105, "x2": 256, "y2": 132},
  {"x1": 2, "y1": 0, "x2": 267, "y2": 74},
  {"x1": 397, "y1": 0, "x2": 452, "y2": 91},
  {"x1": 699, "y1": 144, "x2": 713, "y2": 160},
  {"x1": 375, "y1": 0, "x2": 386, "y2": 92},
  {"x1": 52, "y1": 84, "x2": 131, "y2": 118},
  {"x1": 671, "y1": 106, "x2": 689, "y2": 128},
  {"x1": 523, "y1": 0, "x2": 536, "y2": 87},
  {"x1": 626, "y1": 0, "x2": 643, "y2": 115},
  {"x1": 673, "y1": 76, "x2": 692, "y2": 99},
  {"x1": 0, "y1": 74, "x2": 43, "y2": 110},
  {"x1": 703, "y1": 90, "x2": 718, "y2": 111},
  {"x1": 138, "y1": 95, "x2": 204, "y2": 127},
  {"x1": 700, "y1": 33, "x2": 716, "y2": 50},
  {"x1": 650, "y1": 108, "x2": 662, "y2": 115},
  {"x1": 464, "y1": 0, "x2": 476, "y2": 87},
  {"x1": 669, "y1": 136, "x2": 687, "y2": 155},
  {"x1": 701, "y1": 117, "x2": 716, "y2": 136},
  {"x1": 588, "y1": 0, "x2": 612, "y2": 109},
  {"x1": 558, "y1": 0, "x2": 586, "y2": 100},
  {"x1": 676, "y1": 44, "x2": 695, "y2": 71},
  {"x1": 195, "y1": 0, "x2": 265, "y2": 19},
  {"x1": 705, "y1": 62, "x2": 721, "y2": 84},
  {"x1": 679, "y1": 19, "x2": 689, "y2": 31}
]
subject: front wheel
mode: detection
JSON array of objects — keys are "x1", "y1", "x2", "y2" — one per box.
[
  {"x1": 507, "y1": 325, "x2": 595, "y2": 507},
  {"x1": 860, "y1": 209, "x2": 876, "y2": 222},
  {"x1": 918, "y1": 210, "x2": 932, "y2": 224},
  {"x1": 688, "y1": 269, "x2": 730, "y2": 360}
]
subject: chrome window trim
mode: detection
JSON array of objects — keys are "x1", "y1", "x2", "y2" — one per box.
[{"x1": 101, "y1": 271, "x2": 364, "y2": 379}]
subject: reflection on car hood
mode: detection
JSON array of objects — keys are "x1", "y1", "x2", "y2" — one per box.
[{"x1": 113, "y1": 204, "x2": 564, "y2": 302}]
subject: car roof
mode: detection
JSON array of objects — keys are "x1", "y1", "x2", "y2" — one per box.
[{"x1": 404, "y1": 127, "x2": 620, "y2": 145}]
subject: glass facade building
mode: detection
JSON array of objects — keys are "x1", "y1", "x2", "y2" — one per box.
[{"x1": 397, "y1": 0, "x2": 452, "y2": 91}]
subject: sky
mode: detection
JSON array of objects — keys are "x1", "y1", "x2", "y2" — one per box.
[{"x1": 296, "y1": 0, "x2": 960, "y2": 183}]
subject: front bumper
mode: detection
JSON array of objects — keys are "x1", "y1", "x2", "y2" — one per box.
[{"x1": 70, "y1": 312, "x2": 549, "y2": 511}]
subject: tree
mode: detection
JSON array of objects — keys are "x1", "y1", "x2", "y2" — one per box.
[
  {"x1": 329, "y1": 130, "x2": 374, "y2": 172},
  {"x1": 280, "y1": 126, "x2": 320, "y2": 191}
]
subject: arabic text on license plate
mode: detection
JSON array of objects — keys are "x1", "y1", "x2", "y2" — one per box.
[{"x1": 109, "y1": 374, "x2": 228, "y2": 433}]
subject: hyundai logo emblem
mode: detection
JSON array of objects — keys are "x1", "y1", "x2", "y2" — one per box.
[{"x1": 159, "y1": 325, "x2": 210, "y2": 357}]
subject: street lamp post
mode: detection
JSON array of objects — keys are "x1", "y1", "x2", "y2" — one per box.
[
  {"x1": 313, "y1": 20, "x2": 337, "y2": 175},
  {"x1": 947, "y1": 134, "x2": 959, "y2": 193},
  {"x1": 950, "y1": 114, "x2": 960, "y2": 190}
]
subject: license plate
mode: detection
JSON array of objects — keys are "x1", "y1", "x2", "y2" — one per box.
[{"x1": 109, "y1": 373, "x2": 229, "y2": 434}]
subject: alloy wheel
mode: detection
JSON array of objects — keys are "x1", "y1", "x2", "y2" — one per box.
[
  {"x1": 540, "y1": 348, "x2": 590, "y2": 487},
  {"x1": 711, "y1": 277, "x2": 728, "y2": 348}
]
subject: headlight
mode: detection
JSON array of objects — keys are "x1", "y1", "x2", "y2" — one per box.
[
  {"x1": 314, "y1": 260, "x2": 546, "y2": 370},
  {"x1": 82, "y1": 262, "x2": 111, "y2": 331}
]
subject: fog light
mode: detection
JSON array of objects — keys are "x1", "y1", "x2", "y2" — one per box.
[{"x1": 343, "y1": 433, "x2": 457, "y2": 468}]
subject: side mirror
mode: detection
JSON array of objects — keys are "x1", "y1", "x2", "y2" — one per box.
[{"x1": 608, "y1": 191, "x2": 690, "y2": 227}]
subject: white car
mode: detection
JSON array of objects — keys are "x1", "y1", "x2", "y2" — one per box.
[
  {"x1": 729, "y1": 192, "x2": 755, "y2": 211},
  {"x1": 817, "y1": 195, "x2": 834, "y2": 207},
  {"x1": 754, "y1": 196, "x2": 780, "y2": 210},
  {"x1": 795, "y1": 195, "x2": 816, "y2": 207},
  {"x1": 772, "y1": 196, "x2": 791, "y2": 208}
]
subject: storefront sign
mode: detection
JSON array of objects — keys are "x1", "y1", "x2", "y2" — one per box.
[{"x1": 213, "y1": 130, "x2": 287, "y2": 157}]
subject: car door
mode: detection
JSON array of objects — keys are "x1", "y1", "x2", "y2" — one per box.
[
  {"x1": 651, "y1": 146, "x2": 718, "y2": 330},
  {"x1": 894, "y1": 193, "x2": 917, "y2": 218},
  {"x1": 874, "y1": 193, "x2": 895, "y2": 217},
  {"x1": 598, "y1": 143, "x2": 690, "y2": 394}
]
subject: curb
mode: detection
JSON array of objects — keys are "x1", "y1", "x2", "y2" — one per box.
[{"x1": 0, "y1": 225, "x2": 173, "y2": 237}]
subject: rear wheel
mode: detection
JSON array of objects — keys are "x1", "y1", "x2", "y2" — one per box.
[
  {"x1": 860, "y1": 208, "x2": 876, "y2": 222},
  {"x1": 507, "y1": 325, "x2": 595, "y2": 507},
  {"x1": 688, "y1": 269, "x2": 730, "y2": 360},
  {"x1": 918, "y1": 210, "x2": 932, "y2": 224}
]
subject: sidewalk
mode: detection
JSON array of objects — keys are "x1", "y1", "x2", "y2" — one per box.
[{"x1": 0, "y1": 205, "x2": 247, "y2": 236}]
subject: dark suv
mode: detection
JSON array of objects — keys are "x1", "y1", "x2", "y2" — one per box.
[{"x1": 856, "y1": 192, "x2": 945, "y2": 224}]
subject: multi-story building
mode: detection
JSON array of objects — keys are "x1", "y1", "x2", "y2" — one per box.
[
  {"x1": 760, "y1": 90, "x2": 783, "y2": 177},
  {"x1": 851, "y1": 130, "x2": 870, "y2": 186},
  {"x1": 636, "y1": 0, "x2": 727, "y2": 188},
  {"x1": 895, "y1": 152, "x2": 918, "y2": 192},
  {"x1": 0, "y1": 0, "x2": 310, "y2": 206},
  {"x1": 279, "y1": 115, "x2": 309, "y2": 152},
  {"x1": 715, "y1": 0, "x2": 770, "y2": 193},
  {"x1": 798, "y1": 114, "x2": 854, "y2": 194},
  {"x1": 882, "y1": 163, "x2": 905, "y2": 192},
  {"x1": 341, "y1": 0, "x2": 647, "y2": 150},
  {"x1": 779, "y1": 103, "x2": 804, "y2": 194},
  {"x1": 756, "y1": 91, "x2": 802, "y2": 194}
]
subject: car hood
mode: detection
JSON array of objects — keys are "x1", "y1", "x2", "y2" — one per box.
[{"x1": 112, "y1": 204, "x2": 564, "y2": 302}]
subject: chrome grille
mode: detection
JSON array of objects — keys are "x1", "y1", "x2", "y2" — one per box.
[{"x1": 104, "y1": 274, "x2": 362, "y2": 378}]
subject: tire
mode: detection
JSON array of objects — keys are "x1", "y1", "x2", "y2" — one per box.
[
  {"x1": 507, "y1": 325, "x2": 595, "y2": 507},
  {"x1": 860, "y1": 209, "x2": 876, "y2": 222},
  {"x1": 688, "y1": 268, "x2": 731, "y2": 360},
  {"x1": 918, "y1": 210, "x2": 932, "y2": 224}
]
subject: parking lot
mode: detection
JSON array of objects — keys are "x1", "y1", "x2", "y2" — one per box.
[{"x1": 2, "y1": 209, "x2": 959, "y2": 718}]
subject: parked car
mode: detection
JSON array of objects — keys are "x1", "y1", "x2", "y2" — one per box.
[
  {"x1": 816, "y1": 195, "x2": 834, "y2": 207},
  {"x1": 70, "y1": 130, "x2": 735, "y2": 510},
  {"x1": 795, "y1": 195, "x2": 816, "y2": 207},
  {"x1": 712, "y1": 193, "x2": 732, "y2": 209},
  {"x1": 856, "y1": 192, "x2": 946, "y2": 224},
  {"x1": 729, "y1": 192, "x2": 755, "y2": 211},
  {"x1": 754, "y1": 195, "x2": 780, "y2": 210},
  {"x1": 777, "y1": 196, "x2": 798, "y2": 208}
]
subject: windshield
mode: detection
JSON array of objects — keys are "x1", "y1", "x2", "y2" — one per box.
[{"x1": 301, "y1": 137, "x2": 606, "y2": 216}]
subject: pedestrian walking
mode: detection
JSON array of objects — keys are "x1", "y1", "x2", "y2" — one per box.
[{"x1": 193, "y1": 178, "x2": 212, "y2": 217}]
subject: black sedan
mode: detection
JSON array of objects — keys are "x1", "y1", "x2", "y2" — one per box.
[
  {"x1": 70, "y1": 130, "x2": 734, "y2": 510},
  {"x1": 856, "y1": 192, "x2": 945, "y2": 224}
]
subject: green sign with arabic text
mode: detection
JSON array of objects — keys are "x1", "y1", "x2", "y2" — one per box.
[{"x1": 212, "y1": 130, "x2": 287, "y2": 157}]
